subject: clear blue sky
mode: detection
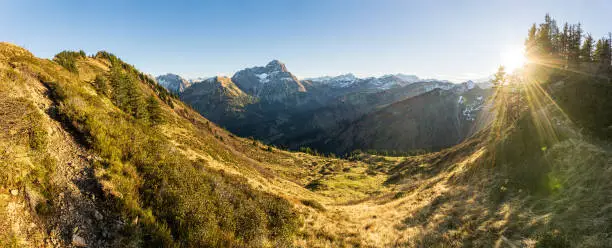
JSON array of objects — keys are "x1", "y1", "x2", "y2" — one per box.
[{"x1": 2, "y1": 0, "x2": 611, "y2": 82}]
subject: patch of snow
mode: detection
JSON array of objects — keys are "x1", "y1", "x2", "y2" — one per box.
[
  {"x1": 256, "y1": 73, "x2": 269, "y2": 83},
  {"x1": 189, "y1": 77, "x2": 212, "y2": 83},
  {"x1": 157, "y1": 78, "x2": 169, "y2": 87},
  {"x1": 394, "y1": 74, "x2": 420, "y2": 82},
  {"x1": 458, "y1": 95, "x2": 464, "y2": 104},
  {"x1": 460, "y1": 95, "x2": 486, "y2": 121},
  {"x1": 308, "y1": 73, "x2": 358, "y2": 88},
  {"x1": 424, "y1": 83, "x2": 454, "y2": 92}
]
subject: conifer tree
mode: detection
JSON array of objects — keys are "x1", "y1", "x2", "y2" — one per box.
[
  {"x1": 492, "y1": 66, "x2": 506, "y2": 87},
  {"x1": 147, "y1": 96, "x2": 164, "y2": 125},
  {"x1": 125, "y1": 74, "x2": 148, "y2": 120},
  {"x1": 93, "y1": 75, "x2": 109, "y2": 96},
  {"x1": 536, "y1": 14, "x2": 553, "y2": 56},
  {"x1": 549, "y1": 17, "x2": 560, "y2": 55},
  {"x1": 594, "y1": 38, "x2": 611, "y2": 66},
  {"x1": 525, "y1": 24, "x2": 538, "y2": 60},
  {"x1": 560, "y1": 23, "x2": 570, "y2": 62},
  {"x1": 567, "y1": 23, "x2": 582, "y2": 66},
  {"x1": 581, "y1": 34, "x2": 594, "y2": 62}
]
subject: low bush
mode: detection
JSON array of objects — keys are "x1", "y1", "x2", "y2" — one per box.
[
  {"x1": 53, "y1": 50, "x2": 86, "y2": 73},
  {"x1": 300, "y1": 199, "x2": 326, "y2": 211}
]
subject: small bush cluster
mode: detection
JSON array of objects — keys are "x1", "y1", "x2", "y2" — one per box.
[
  {"x1": 300, "y1": 199, "x2": 325, "y2": 211},
  {"x1": 53, "y1": 50, "x2": 86, "y2": 73}
]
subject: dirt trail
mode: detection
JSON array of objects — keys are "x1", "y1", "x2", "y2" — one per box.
[{"x1": 33, "y1": 81, "x2": 122, "y2": 247}]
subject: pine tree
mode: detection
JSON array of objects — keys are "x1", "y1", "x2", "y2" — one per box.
[
  {"x1": 525, "y1": 24, "x2": 538, "y2": 60},
  {"x1": 581, "y1": 34, "x2": 594, "y2": 62},
  {"x1": 109, "y1": 69, "x2": 129, "y2": 110},
  {"x1": 567, "y1": 23, "x2": 582, "y2": 66},
  {"x1": 560, "y1": 22, "x2": 570, "y2": 62},
  {"x1": 536, "y1": 14, "x2": 553, "y2": 56},
  {"x1": 147, "y1": 96, "x2": 164, "y2": 125},
  {"x1": 594, "y1": 38, "x2": 611, "y2": 66},
  {"x1": 93, "y1": 75, "x2": 109, "y2": 96},
  {"x1": 492, "y1": 66, "x2": 506, "y2": 87},
  {"x1": 549, "y1": 18, "x2": 560, "y2": 55},
  {"x1": 125, "y1": 75, "x2": 148, "y2": 120}
]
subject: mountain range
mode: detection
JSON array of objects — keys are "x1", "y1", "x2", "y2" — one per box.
[
  {"x1": 157, "y1": 60, "x2": 492, "y2": 154},
  {"x1": 3, "y1": 42, "x2": 612, "y2": 247}
]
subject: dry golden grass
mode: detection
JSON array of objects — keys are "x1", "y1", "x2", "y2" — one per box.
[{"x1": 2, "y1": 42, "x2": 611, "y2": 247}]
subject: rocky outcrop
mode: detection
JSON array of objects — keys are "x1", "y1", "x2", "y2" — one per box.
[
  {"x1": 180, "y1": 76, "x2": 253, "y2": 124},
  {"x1": 156, "y1": 73, "x2": 191, "y2": 93},
  {"x1": 231, "y1": 60, "x2": 306, "y2": 102}
]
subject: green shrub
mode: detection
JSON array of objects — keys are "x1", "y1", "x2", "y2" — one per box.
[
  {"x1": 535, "y1": 229, "x2": 571, "y2": 248},
  {"x1": 92, "y1": 75, "x2": 109, "y2": 96},
  {"x1": 305, "y1": 180, "x2": 327, "y2": 191},
  {"x1": 53, "y1": 50, "x2": 85, "y2": 73},
  {"x1": 27, "y1": 118, "x2": 47, "y2": 151},
  {"x1": 35, "y1": 201, "x2": 54, "y2": 216},
  {"x1": 300, "y1": 199, "x2": 326, "y2": 211},
  {"x1": 393, "y1": 191, "x2": 407, "y2": 199}
]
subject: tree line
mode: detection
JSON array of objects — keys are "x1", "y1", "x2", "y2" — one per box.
[
  {"x1": 53, "y1": 50, "x2": 180, "y2": 125},
  {"x1": 525, "y1": 14, "x2": 612, "y2": 70},
  {"x1": 92, "y1": 52, "x2": 164, "y2": 125}
]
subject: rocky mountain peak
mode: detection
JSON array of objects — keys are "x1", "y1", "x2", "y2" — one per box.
[
  {"x1": 156, "y1": 73, "x2": 191, "y2": 94},
  {"x1": 265, "y1": 59, "x2": 287, "y2": 72},
  {"x1": 230, "y1": 60, "x2": 305, "y2": 101}
]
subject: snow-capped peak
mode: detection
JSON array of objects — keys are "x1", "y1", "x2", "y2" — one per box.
[
  {"x1": 465, "y1": 80, "x2": 475, "y2": 90},
  {"x1": 308, "y1": 73, "x2": 357, "y2": 82},
  {"x1": 188, "y1": 77, "x2": 213, "y2": 83},
  {"x1": 306, "y1": 73, "x2": 359, "y2": 88}
]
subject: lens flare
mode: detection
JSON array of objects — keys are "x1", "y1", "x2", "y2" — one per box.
[{"x1": 501, "y1": 46, "x2": 527, "y2": 72}]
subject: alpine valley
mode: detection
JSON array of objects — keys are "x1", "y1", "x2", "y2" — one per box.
[
  {"x1": 3, "y1": 9, "x2": 612, "y2": 248},
  {"x1": 160, "y1": 60, "x2": 493, "y2": 155}
]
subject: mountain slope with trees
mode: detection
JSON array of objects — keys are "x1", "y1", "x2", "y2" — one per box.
[{"x1": 1, "y1": 13, "x2": 612, "y2": 248}]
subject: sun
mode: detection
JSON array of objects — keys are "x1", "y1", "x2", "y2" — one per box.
[{"x1": 500, "y1": 46, "x2": 527, "y2": 71}]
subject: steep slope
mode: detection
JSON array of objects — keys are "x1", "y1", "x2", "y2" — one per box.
[
  {"x1": 5, "y1": 42, "x2": 612, "y2": 248},
  {"x1": 291, "y1": 65, "x2": 612, "y2": 247},
  {"x1": 257, "y1": 80, "x2": 458, "y2": 149},
  {"x1": 179, "y1": 76, "x2": 254, "y2": 124},
  {"x1": 231, "y1": 60, "x2": 306, "y2": 102},
  {"x1": 0, "y1": 43, "x2": 316, "y2": 247},
  {"x1": 155, "y1": 73, "x2": 190, "y2": 94},
  {"x1": 177, "y1": 59, "x2": 467, "y2": 154},
  {"x1": 297, "y1": 83, "x2": 491, "y2": 155}
]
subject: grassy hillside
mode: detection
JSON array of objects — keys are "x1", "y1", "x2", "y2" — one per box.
[
  {"x1": 0, "y1": 43, "x2": 307, "y2": 247},
  {"x1": 2, "y1": 43, "x2": 612, "y2": 247}
]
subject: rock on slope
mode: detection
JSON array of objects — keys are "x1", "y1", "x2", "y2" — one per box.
[{"x1": 155, "y1": 73, "x2": 191, "y2": 93}]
